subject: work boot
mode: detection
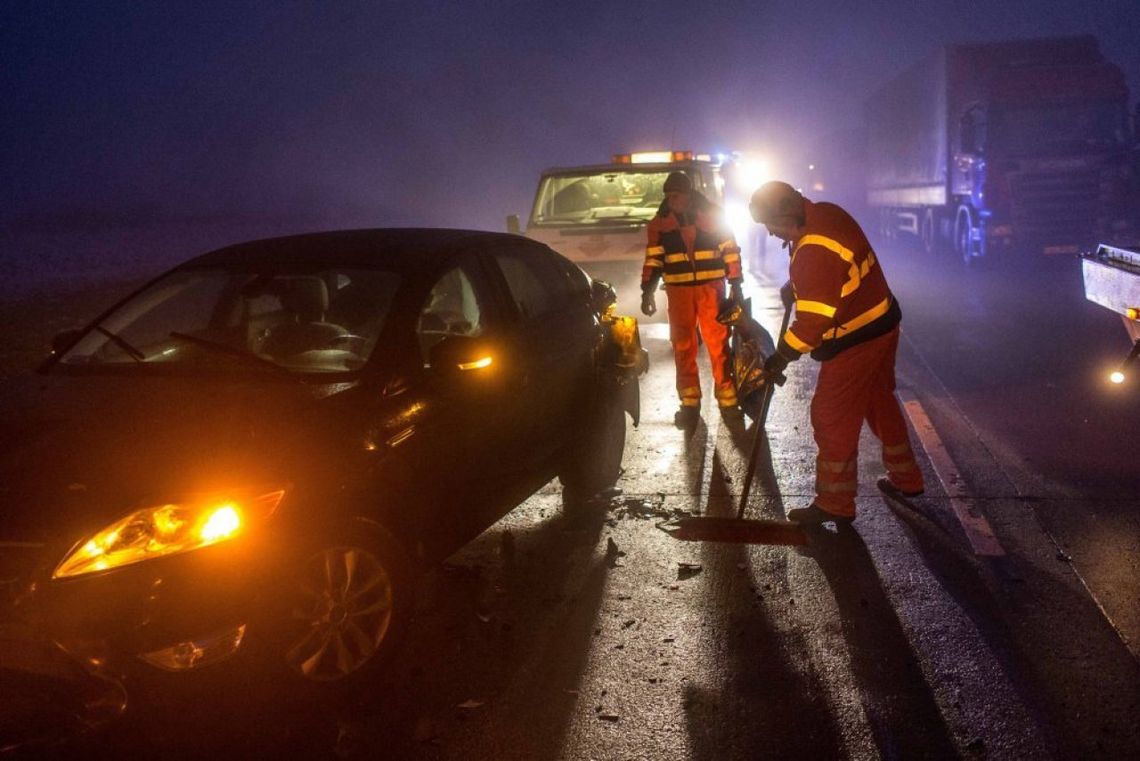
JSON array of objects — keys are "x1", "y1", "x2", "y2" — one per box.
[
  {"x1": 876, "y1": 477, "x2": 924, "y2": 500},
  {"x1": 786, "y1": 503, "x2": 854, "y2": 525},
  {"x1": 674, "y1": 405, "x2": 699, "y2": 429},
  {"x1": 719, "y1": 403, "x2": 744, "y2": 422}
]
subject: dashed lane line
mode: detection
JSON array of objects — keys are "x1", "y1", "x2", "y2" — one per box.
[{"x1": 898, "y1": 389, "x2": 1006, "y2": 557}]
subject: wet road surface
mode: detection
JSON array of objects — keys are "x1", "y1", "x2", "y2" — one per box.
[{"x1": 2, "y1": 241, "x2": 1138, "y2": 759}]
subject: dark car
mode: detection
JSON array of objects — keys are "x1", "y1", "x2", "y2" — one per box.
[{"x1": 0, "y1": 229, "x2": 643, "y2": 739}]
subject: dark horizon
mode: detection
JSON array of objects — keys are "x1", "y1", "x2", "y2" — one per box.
[{"x1": 3, "y1": 0, "x2": 1140, "y2": 290}]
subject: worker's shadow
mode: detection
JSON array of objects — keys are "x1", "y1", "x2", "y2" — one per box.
[
  {"x1": 684, "y1": 419, "x2": 848, "y2": 760},
  {"x1": 804, "y1": 525, "x2": 960, "y2": 759}
]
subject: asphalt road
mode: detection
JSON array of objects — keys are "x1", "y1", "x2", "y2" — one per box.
[{"x1": 2, "y1": 240, "x2": 1139, "y2": 760}]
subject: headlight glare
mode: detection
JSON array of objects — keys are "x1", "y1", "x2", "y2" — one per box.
[{"x1": 53, "y1": 490, "x2": 283, "y2": 579}]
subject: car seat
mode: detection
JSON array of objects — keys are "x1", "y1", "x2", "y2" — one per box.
[{"x1": 260, "y1": 277, "x2": 348, "y2": 359}]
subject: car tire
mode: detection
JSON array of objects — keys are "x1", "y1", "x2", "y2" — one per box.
[
  {"x1": 559, "y1": 389, "x2": 626, "y2": 514},
  {"x1": 268, "y1": 521, "x2": 412, "y2": 693}
]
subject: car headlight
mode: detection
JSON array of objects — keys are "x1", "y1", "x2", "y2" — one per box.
[{"x1": 53, "y1": 489, "x2": 285, "y2": 579}]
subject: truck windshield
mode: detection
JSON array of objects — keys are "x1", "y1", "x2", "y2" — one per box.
[
  {"x1": 990, "y1": 101, "x2": 1127, "y2": 155},
  {"x1": 530, "y1": 170, "x2": 678, "y2": 228}
]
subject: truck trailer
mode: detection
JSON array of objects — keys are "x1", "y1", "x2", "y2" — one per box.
[{"x1": 866, "y1": 36, "x2": 1138, "y2": 263}]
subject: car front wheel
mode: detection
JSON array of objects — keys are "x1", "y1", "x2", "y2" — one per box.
[
  {"x1": 275, "y1": 524, "x2": 410, "y2": 689},
  {"x1": 559, "y1": 389, "x2": 627, "y2": 514}
]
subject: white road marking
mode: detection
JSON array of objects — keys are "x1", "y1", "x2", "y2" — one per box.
[{"x1": 898, "y1": 390, "x2": 1006, "y2": 557}]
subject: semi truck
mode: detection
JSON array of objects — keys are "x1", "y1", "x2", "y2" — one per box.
[
  {"x1": 865, "y1": 36, "x2": 1139, "y2": 263},
  {"x1": 510, "y1": 151, "x2": 760, "y2": 316}
]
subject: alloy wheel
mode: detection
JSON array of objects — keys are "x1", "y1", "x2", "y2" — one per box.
[{"x1": 284, "y1": 545, "x2": 394, "y2": 682}]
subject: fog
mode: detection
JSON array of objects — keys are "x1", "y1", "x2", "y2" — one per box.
[{"x1": 3, "y1": 0, "x2": 1139, "y2": 294}]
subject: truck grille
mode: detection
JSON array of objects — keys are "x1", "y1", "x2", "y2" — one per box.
[{"x1": 1008, "y1": 169, "x2": 1102, "y2": 244}]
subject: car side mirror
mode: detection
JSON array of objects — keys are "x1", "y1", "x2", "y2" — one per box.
[
  {"x1": 51, "y1": 328, "x2": 84, "y2": 356},
  {"x1": 590, "y1": 279, "x2": 617, "y2": 314},
  {"x1": 506, "y1": 214, "x2": 521, "y2": 234},
  {"x1": 428, "y1": 335, "x2": 496, "y2": 377}
]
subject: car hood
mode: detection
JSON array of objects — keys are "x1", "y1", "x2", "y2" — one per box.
[{"x1": 0, "y1": 372, "x2": 357, "y2": 542}]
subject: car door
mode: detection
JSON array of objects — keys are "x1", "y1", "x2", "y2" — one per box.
[
  {"x1": 393, "y1": 253, "x2": 529, "y2": 555},
  {"x1": 487, "y1": 244, "x2": 596, "y2": 466}
]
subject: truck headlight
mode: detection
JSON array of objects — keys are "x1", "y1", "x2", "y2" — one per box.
[{"x1": 53, "y1": 489, "x2": 284, "y2": 579}]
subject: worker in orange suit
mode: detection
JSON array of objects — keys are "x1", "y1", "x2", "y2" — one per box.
[
  {"x1": 641, "y1": 171, "x2": 744, "y2": 427},
  {"x1": 749, "y1": 181, "x2": 924, "y2": 524}
]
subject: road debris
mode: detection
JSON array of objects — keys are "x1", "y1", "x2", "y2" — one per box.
[{"x1": 677, "y1": 561, "x2": 703, "y2": 580}]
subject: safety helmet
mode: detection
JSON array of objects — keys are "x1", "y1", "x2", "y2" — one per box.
[
  {"x1": 663, "y1": 171, "x2": 693, "y2": 194},
  {"x1": 749, "y1": 181, "x2": 804, "y2": 225}
]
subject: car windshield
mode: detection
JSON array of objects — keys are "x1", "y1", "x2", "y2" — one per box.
[
  {"x1": 56, "y1": 267, "x2": 402, "y2": 375},
  {"x1": 530, "y1": 169, "x2": 684, "y2": 228}
]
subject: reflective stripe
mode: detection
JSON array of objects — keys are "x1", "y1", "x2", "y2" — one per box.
[
  {"x1": 664, "y1": 272, "x2": 696, "y2": 284},
  {"x1": 693, "y1": 250, "x2": 717, "y2": 260},
  {"x1": 822, "y1": 297, "x2": 891, "y2": 340},
  {"x1": 694, "y1": 269, "x2": 726, "y2": 281},
  {"x1": 644, "y1": 258, "x2": 664, "y2": 269},
  {"x1": 816, "y1": 479, "x2": 858, "y2": 494},
  {"x1": 796, "y1": 299, "x2": 837, "y2": 318},
  {"x1": 646, "y1": 246, "x2": 665, "y2": 255},
  {"x1": 722, "y1": 252, "x2": 741, "y2": 263},
  {"x1": 861, "y1": 251, "x2": 877, "y2": 277},
  {"x1": 795, "y1": 234, "x2": 856, "y2": 264},
  {"x1": 794, "y1": 235, "x2": 878, "y2": 298},
  {"x1": 783, "y1": 329, "x2": 814, "y2": 353},
  {"x1": 664, "y1": 253, "x2": 689, "y2": 263},
  {"x1": 883, "y1": 442, "x2": 912, "y2": 455},
  {"x1": 818, "y1": 459, "x2": 856, "y2": 473}
]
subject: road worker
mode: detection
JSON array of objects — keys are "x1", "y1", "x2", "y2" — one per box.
[
  {"x1": 641, "y1": 171, "x2": 744, "y2": 427},
  {"x1": 749, "y1": 181, "x2": 924, "y2": 524}
]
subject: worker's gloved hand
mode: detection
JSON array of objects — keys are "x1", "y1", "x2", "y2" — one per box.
[
  {"x1": 763, "y1": 352, "x2": 789, "y2": 386},
  {"x1": 730, "y1": 282, "x2": 744, "y2": 305},
  {"x1": 640, "y1": 290, "x2": 657, "y2": 316},
  {"x1": 779, "y1": 280, "x2": 796, "y2": 310}
]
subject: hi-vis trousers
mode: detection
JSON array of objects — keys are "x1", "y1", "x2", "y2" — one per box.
[
  {"x1": 666, "y1": 281, "x2": 736, "y2": 408},
  {"x1": 811, "y1": 326, "x2": 923, "y2": 516}
]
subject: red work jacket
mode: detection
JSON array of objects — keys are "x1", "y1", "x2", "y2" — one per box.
[
  {"x1": 778, "y1": 200, "x2": 900, "y2": 362},
  {"x1": 641, "y1": 194, "x2": 741, "y2": 292}
]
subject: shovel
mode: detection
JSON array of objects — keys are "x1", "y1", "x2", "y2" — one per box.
[{"x1": 660, "y1": 297, "x2": 807, "y2": 545}]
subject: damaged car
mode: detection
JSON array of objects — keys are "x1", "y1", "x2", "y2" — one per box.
[{"x1": 0, "y1": 228, "x2": 646, "y2": 737}]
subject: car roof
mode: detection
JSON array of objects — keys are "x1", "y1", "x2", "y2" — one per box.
[{"x1": 180, "y1": 228, "x2": 535, "y2": 274}]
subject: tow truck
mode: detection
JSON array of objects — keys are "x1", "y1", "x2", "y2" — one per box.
[
  {"x1": 1082, "y1": 243, "x2": 1140, "y2": 383},
  {"x1": 509, "y1": 151, "x2": 767, "y2": 315}
]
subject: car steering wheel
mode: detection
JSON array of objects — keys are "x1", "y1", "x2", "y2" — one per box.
[{"x1": 326, "y1": 333, "x2": 368, "y2": 353}]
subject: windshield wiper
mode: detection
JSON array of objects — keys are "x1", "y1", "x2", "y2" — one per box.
[
  {"x1": 93, "y1": 325, "x2": 145, "y2": 362},
  {"x1": 168, "y1": 332, "x2": 298, "y2": 381}
]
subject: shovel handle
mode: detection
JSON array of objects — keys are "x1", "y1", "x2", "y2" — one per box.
[{"x1": 737, "y1": 301, "x2": 794, "y2": 519}]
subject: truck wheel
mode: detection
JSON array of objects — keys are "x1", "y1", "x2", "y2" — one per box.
[
  {"x1": 559, "y1": 391, "x2": 626, "y2": 515},
  {"x1": 921, "y1": 209, "x2": 938, "y2": 255},
  {"x1": 955, "y1": 207, "x2": 977, "y2": 266}
]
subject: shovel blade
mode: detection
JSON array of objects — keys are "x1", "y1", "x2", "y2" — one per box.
[{"x1": 661, "y1": 516, "x2": 808, "y2": 545}]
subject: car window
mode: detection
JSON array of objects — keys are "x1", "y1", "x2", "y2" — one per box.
[
  {"x1": 493, "y1": 249, "x2": 578, "y2": 321},
  {"x1": 57, "y1": 267, "x2": 401, "y2": 374},
  {"x1": 417, "y1": 266, "x2": 486, "y2": 363}
]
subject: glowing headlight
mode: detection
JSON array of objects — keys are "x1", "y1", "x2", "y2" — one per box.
[{"x1": 53, "y1": 490, "x2": 284, "y2": 579}]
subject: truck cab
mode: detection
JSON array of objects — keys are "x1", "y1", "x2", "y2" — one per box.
[{"x1": 514, "y1": 152, "x2": 730, "y2": 315}]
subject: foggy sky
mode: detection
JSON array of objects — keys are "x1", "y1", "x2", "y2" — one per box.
[{"x1": 4, "y1": 0, "x2": 1140, "y2": 240}]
